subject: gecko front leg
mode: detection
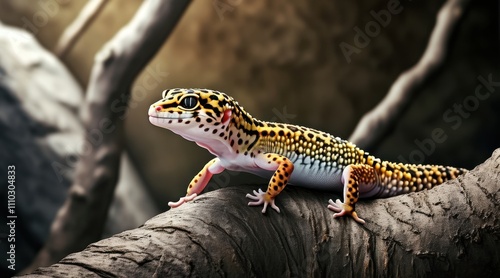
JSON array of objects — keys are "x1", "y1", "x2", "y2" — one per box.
[
  {"x1": 246, "y1": 153, "x2": 294, "y2": 213},
  {"x1": 168, "y1": 157, "x2": 225, "y2": 208}
]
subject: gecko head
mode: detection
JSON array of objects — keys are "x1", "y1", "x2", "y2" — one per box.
[{"x1": 149, "y1": 88, "x2": 234, "y2": 141}]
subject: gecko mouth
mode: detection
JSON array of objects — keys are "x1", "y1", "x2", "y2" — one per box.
[
  {"x1": 148, "y1": 113, "x2": 193, "y2": 119},
  {"x1": 149, "y1": 114, "x2": 194, "y2": 128},
  {"x1": 148, "y1": 112, "x2": 194, "y2": 128},
  {"x1": 148, "y1": 106, "x2": 194, "y2": 120}
]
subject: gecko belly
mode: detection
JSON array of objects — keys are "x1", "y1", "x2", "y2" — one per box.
[
  {"x1": 241, "y1": 156, "x2": 344, "y2": 191},
  {"x1": 288, "y1": 159, "x2": 344, "y2": 190}
]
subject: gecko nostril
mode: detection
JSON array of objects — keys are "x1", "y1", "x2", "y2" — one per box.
[{"x1": 156, "y1": 106, "x2": 162, "y2": 111}]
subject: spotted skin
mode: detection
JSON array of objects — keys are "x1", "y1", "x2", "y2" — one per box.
[
  {"x1": 328, "y1": 164, "x2": 376, "y2": 224},
  {"x1": 148, "y1": 88, "x2": 467, "y2": 224}
]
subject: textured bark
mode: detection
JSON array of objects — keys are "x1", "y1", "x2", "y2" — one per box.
[
  {"x1": 349, "y1": 0, "x2": 471, "y2": 151},
  {"x1": 23, "y1": 0, "x2": 191, "y2": 273},
  {"x1": 22, "y1": 149, "x2": 500, "y2": 277}
]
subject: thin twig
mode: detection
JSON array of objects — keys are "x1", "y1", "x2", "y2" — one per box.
[
  {"x1": 348, "y1": 0, "x2": 471, "y2": 150},
  {"x1": 23, "y1": 0, "x2": 191, "y2": 273},
  {"x1": 54, "y1": 0, "x2": 109, "y2": 59}
]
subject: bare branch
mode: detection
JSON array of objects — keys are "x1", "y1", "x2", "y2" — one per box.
[
  {"x1": 23, "y1": 149, "x2": 500, "y2": 277},
  {"x1": 349, "y1": 0, "x2": 471, "y2": 150},
  {"x1": 23, "y1": 0, "x2": 191, "y2": 273},
  {"x1": 54, "y1": 0, "x2": 109, "y2": 59}
]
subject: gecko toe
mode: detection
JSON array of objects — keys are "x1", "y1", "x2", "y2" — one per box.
[
  {"x1": 328, "y1": 199, "x2": 365, "y2": 224},
  {"x1": 327, "y1": 199, "x2": 342, "y2": 212},
  {"x1": 246, "y1": 189, "x2": 279, "y2": 214},
  {"x1": 168, "y1": 193, "x2": 198, "y2": 208},
  {"x1": 351, "y1": 211, "x2": 366, "y2": 224}
]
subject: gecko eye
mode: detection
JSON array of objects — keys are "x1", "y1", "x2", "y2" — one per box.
[{"x1": 179, "y1": 95, "x2": 199, "y2": 110}]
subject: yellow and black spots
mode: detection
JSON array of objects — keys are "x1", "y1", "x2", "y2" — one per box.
[
  {"x1": 150, "y1": 88, "x2": 468, "y2": 225},
  {"x1": 266, "y1": 153, "x2": 294, "y2": 198},
  {"x1": 246, "y1": 153, "x2": 295, "y2": 213},
  {"x1": 372, "y1": 162, "x2": 467, "y2": 197},
  {"x1": 255, "y1": 124, "x2": 367, "y2": 171},
  {"x1": 186, "y1": 158, "x2": 225, "y2": 195},
  {"x1": 149, "y1": 88, "x2": 235, "y2": 134},
  {"x1": 345, "y1": 164, "x2": 377, "y2": 199},
  {"x1": 328, "y1": 164, "x2": 376, "y2": 224}
]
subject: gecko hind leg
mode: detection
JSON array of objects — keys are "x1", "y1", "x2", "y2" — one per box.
[{"x1": 328, "y1": 164, "x2": 376, "y2": 224}]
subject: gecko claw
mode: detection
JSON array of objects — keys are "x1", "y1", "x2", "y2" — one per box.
[
  {"x1": 328, "y1": 199, "x2": 365, "y2": 224},
  {"x1": 246, "y1": 189, "x2": 280, "y2": 213},
  {"x1": 168, "y1": 193, "x2": 198, "y2": 208}
]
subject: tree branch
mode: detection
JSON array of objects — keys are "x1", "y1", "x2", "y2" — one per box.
[
  {"x1": 21, "y1": 149, "x2": 500, "y2": 277},
  {"x1": 348, "y1": 0, "x2": 471, "y2": 150},
  {"x1": 54, "y1": 0, "x2": 109, "y2": 59},
  {"x1": 23, "y1": 0, "x2": 191, "y2": 273}
]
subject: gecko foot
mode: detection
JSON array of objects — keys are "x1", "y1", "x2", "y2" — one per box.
[
  {"x1": 246, "y1": 189, "x2": 280, "y2": 214},
  {"x1": 168, "y1": 193, "x2": 198, "y2": 208},
  {"x1": 328, "y1": 199, "x2": 365, "y2": 224}
]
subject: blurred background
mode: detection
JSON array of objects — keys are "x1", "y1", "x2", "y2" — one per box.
[{"x1": 0, "y1": 0, "x2": 498, "y2": 275}]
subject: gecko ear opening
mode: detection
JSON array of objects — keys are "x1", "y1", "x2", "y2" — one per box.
[{"x1": 221, "y1": 109, "x2": 232, "y2": 124}]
